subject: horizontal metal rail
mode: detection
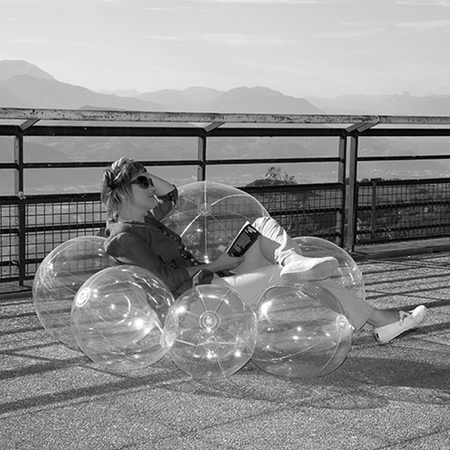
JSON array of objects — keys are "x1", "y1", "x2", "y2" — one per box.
[
  {"x1": 2, "y1": 107, "x2": 450, "y2": 125},
  {"x1": 358, "y1": 155, "x2": 450, "y2": 162}
]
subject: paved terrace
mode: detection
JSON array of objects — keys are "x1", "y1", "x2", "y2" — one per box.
[{"x1": 1, "y1": 242, "x2": 450, "y2": 450}]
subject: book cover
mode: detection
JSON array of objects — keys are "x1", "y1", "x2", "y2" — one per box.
[{"x1": 226, "y1": 221, "x2": 260, "y2": 257}]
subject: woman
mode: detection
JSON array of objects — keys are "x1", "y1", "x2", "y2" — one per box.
[{"x1": 101, "y1": 157, "x2": 427, "y2": 344}]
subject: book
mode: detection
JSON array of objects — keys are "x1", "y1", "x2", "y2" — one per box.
[{"x1": 226, "y1": 221, "x2": 260, "y2": 257}]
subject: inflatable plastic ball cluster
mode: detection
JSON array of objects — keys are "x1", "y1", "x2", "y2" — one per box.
[
  {"x1": 33, "y1": 182, "x2": 360, "y2": 380},
  {"x1": 33, "y1": 236, "x2": 175, "y2": 369}
]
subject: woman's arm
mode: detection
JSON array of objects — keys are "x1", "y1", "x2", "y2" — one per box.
[
  {"x1": 184, "y1": 252, "x2": 244, "y2": 278},
  {"x1": 146, "y1": 173, "x2": 178, "y2": 221},
  {"x1": 147, "y1": 172, "x2": 176, "y2": 197},
  {"x1": 105, "y1": 231, "x2": 244, "y2": 293}
]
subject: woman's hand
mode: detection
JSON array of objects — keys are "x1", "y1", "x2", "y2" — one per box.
[
  {"x1": 208, "y1": 252, "x2": 245, "y2": 273},
  {"x1": 147, "y1": 172, "x2": 176, "y2": 197},
  {"x1": 185, "y1": 252, "x2": 245, "y2": 279}
]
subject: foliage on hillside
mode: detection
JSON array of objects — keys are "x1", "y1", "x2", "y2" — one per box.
[{"x1": 245, "y1": 167, "x2": 297, "y2": 186}]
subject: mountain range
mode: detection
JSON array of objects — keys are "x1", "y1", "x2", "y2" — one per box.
[
  {"x1": 1, "y1": 59, "x2": 450, "y2": 194},
  {"x1": 2, "y1": 60, "x2": 450, "y2": 115}
]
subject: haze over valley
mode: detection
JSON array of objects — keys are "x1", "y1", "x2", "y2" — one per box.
[{"x1": 1, "y1": 60, "x2": 450, "y2": 194}]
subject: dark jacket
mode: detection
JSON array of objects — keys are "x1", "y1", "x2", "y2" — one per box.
[{"x1": 104, "y1": 187, "x2": 200, "y2": 295}]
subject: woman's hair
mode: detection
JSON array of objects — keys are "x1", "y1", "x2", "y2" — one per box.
[{"x1": 101, "y1": 157, "x2": 146, "y2": 220}]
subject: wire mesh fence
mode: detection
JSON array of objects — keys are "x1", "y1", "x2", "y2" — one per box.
[
  {"x1": 242, "y1": 183, "x2": 344, "y2": 242},
  {"x1": 0, "y1": 198, "x2": 20, "y2": 281},
  {"x1": 24, "y1": 195, "x2": 106, "y2": 276},
  {"x1": 2, "y1": 178, "x2": 450, "y2": 288},
  {"x1": 0, "y1": 183, "x2": 346, "y2": 287},
  {"x1": 356, "y1": 178, "x2": 450, "y2": 243}
]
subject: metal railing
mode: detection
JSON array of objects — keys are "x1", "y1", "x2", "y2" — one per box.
[{"x1": 1, "y1": 108, "x2": 450, "y2": 288}]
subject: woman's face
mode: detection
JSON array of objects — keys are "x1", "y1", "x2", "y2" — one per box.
[{"x1": 128, "y1": 171, "x2": 157, "y2": 211}]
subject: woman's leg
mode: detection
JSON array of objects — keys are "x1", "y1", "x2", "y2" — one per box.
[
  {"x1": 214, "y1": 265, "x2": 283, "y2": 306},
  {"x1": 318, "y1": 279, "x2": 374, "y2": 330},
  {"x1": 216, "y1": 273, "x2": 427, "y2": 343},
  {"x1": 250, "y1": 217, "x2": 339, "y2": 281},
  {"x1": 368, "y1": 305, "x2": 427, "y2": 344},
  {"x1": 217, "y1": 262, "x2": 374, "y2": 329},
  {"x1": 228, "y1": 235, "x2": 273, "y2": 275},
  {"x1": 220, "y1": 273, "x2": 374, "y2": 330},
  {"x1": 319, "y1": 279, "x2": 427, "y2": 342}
]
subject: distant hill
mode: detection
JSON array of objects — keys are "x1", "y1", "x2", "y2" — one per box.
[
  {"x1": 0, "y1": 60, "x2": 320, "y2": 114},
  {"x1": 306, "y1": 93, "x2": 450, "y2": 115},
  {"x1": 138, "y1": 87, "x2": 224, "y2": 111},
  {"x1": 202, "y1": 87, "x2": 322, "y2": 114},
  {"x1": 305, "y1": 94, "x2": 390, "y2": 114},
  {"x1": 97, "y1": 88, "x2": 142, "y2": 97},
  {"x1": 182, "y1": 87, "x2": 224, "y2": 104},
  {"x1": 0, "y1": 60, "x2": 165, "y2": 110},
  {"x1": 0, "y1": 85, "x2": 30, "y2": 107},
  {"x1": 136, "y1": 86, "x2": 322, "y2": 114},
  {"x1": 0, "y1": 75, "x2": 165, "y2": 110},
  {"x1": 138, "y1": 89, "x2": 203, "y2": 111},
  {"x1": 0, "y1": 60, "x2": 55, "y2": 82},
  {"x1": 373, "y1": 94, "x2": 450, "y2": 116}
]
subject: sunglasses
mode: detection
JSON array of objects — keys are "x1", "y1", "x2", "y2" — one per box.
[{"x1": 130, "y1": 175, "x2": 154, "y2": 190}]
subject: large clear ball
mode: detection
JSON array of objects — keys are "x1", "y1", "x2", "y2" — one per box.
[
  {"x1": 163, "y1": 181, "x2": 269, "y2": 263},
  {"x1": 33, "y1": 236, "x2": 115, "y2": 350},
  {"x1": 164, "y1": 284, "x2": 258, "y2": 379},
  {"x1": 252, "y1": 282, "x2": 353, "y2": 379},
  {"x1": 71, "y1": 265, "x2": 174, "y2": 369},
  {"x1": 294, "y1": 236, "x2": 365, "y2": 299}
]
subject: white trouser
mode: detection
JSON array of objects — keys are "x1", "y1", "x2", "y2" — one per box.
[{"x1": 214, "y1": 217, "x2": 373, "y2": 330}]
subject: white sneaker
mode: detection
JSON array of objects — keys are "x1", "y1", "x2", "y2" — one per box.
[
  {"x1": 280, "y1": 256, "x2": 339, "y2": 283},
  {"x1": 374, "y1": 305, "x2": 427, "y2": 344}
]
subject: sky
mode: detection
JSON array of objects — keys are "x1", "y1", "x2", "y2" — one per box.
[{"x1": 1, "y1": 0, "x2": 450, "y2": 98}]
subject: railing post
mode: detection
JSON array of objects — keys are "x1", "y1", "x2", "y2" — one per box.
[
  {"x1": 371, "y1": 178, "x2": 379, "y2": 239},
  {"x1": 14, "y1": 134, "x2": 26, "y2": 286},
  {"x1": 337, "y1": 135, "x2": 347, "y2": 246},
  {"x1": 345, "y1": 135, "x2": 359, "y2": 252},
  {"x1": 197, "y1": 134, "x2": 207, "y2": 181}
]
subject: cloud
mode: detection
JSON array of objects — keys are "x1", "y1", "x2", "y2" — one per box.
[
  {"x1": 0, "y1": 37, "x2": 97, "y2": 47},
  {"x1": 146, "y1": 6, "x2": 193, "y2": 11},
  {"x1": 189, "y1": 0, "x2": 347, "y2": 4},
  {"x1": 317, "y1": 20, "x2": 389, "y2": 39},
  {"x1": 141, "y1": 32, "x2": 302, "y2": 47},
  {"x1": 395, "y1": 20, "x2": 450, "y2": 32},
  {"x1": 191, "y1": 0, "x2": 450, "y2": 5},
  {"x1": 318, "y1": 17, "x2": 450, "y2": 38},
  {"x1": 201, "y1": 33, "x2": 303, "y2": 46},
  {"x1": 394, "y1": 0, "x2": 450, "y2": 6},
  {"x1": 142, "y1": 35, "x2": 188, "y2": 42},
  {"x1": 318, "y1": 28, "x2": 383, "y2": 39}
]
